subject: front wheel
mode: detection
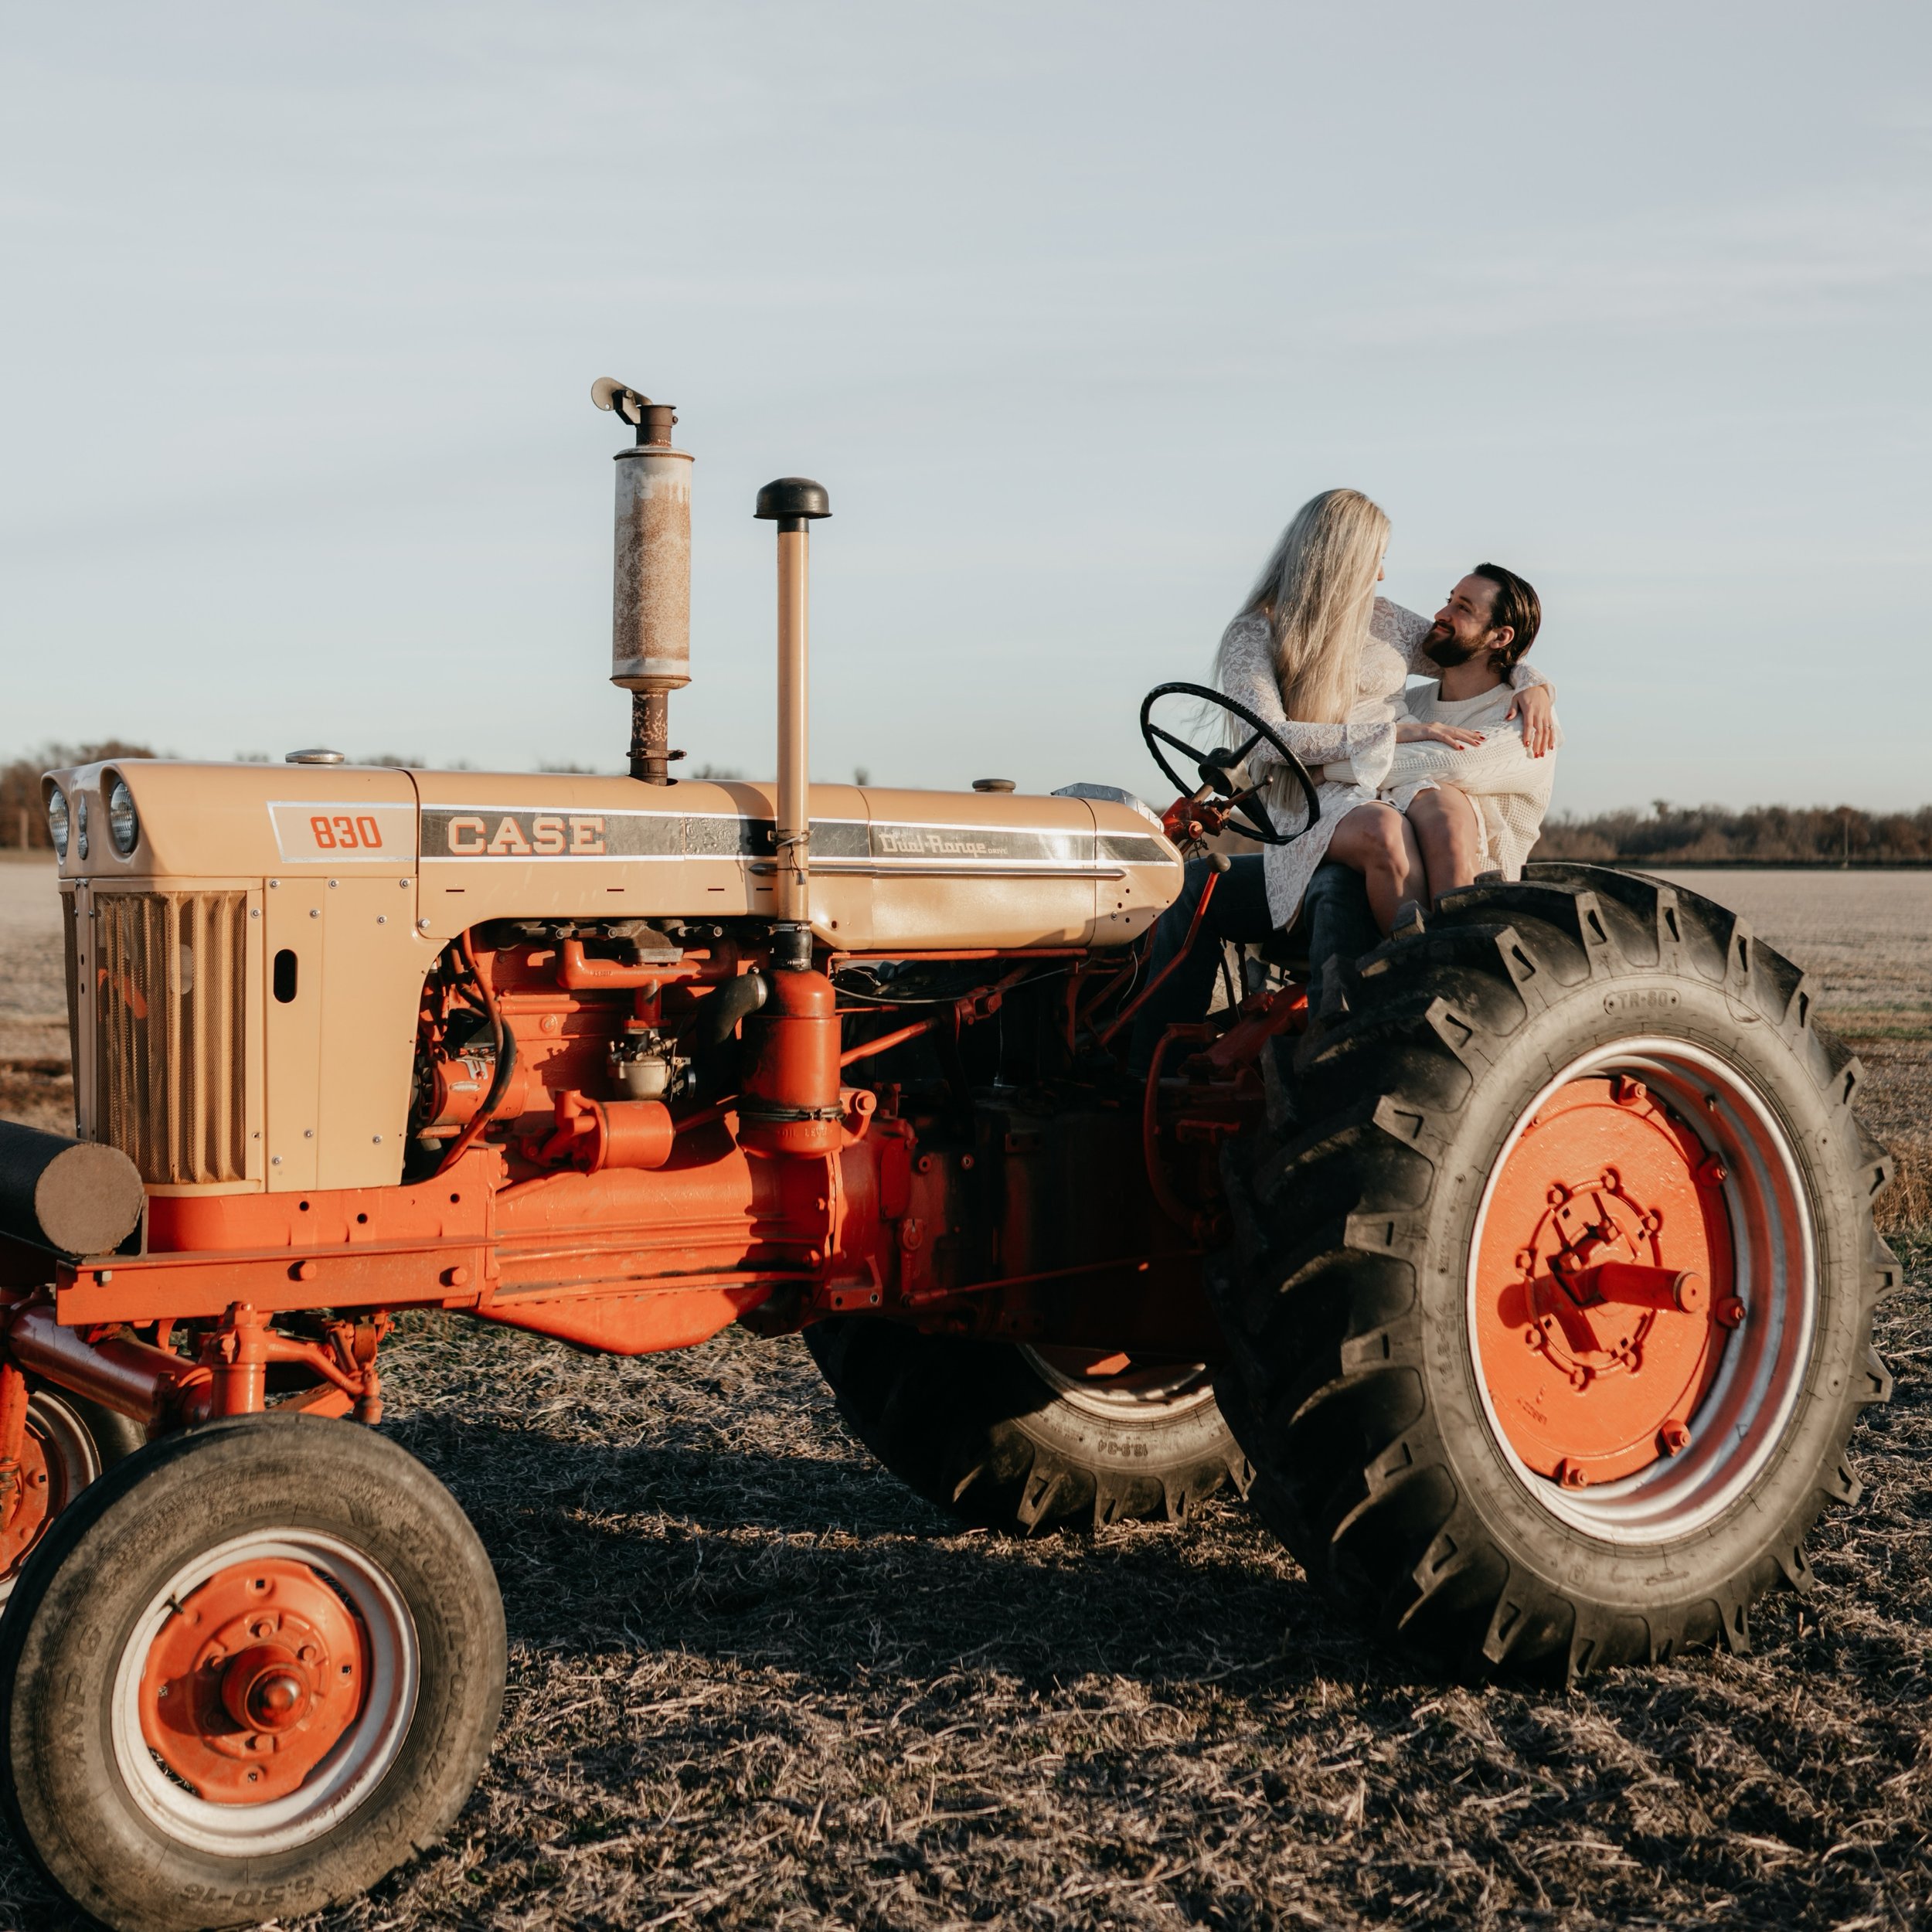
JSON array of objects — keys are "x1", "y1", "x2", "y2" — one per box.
[
  {"x1": 0, "y1": 1413, "x2": 505, "y2": 1932},
  {"x1": 1212, "y1": 866, "x2": 1897, "y2": 1678}
]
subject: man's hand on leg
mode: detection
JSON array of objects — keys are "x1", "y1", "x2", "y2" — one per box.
[{"x1": 1408, "y1": 785, "x2": 1482, "y2": 904}]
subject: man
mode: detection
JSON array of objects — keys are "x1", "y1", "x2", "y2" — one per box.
[{"x1": 1365, "y1": 561, "x2": 1557, "y2": 911}]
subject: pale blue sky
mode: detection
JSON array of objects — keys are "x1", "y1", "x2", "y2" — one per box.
[{"x1": 3, "y1": 2, "x2": 1927, "y2": 814}]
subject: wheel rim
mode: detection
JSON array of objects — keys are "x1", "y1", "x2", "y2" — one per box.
[
  {"x1": 0, "y1": 1393, "x2": 104, "y2": 1602},
  {"x1": 1468, "y1": 1038, "x2": 1815, "y2": 1546},
  {"x1": 111, "y1": 1530, "x2": 419, "y2": 1855},
  {"x1": 1019, "y1": 1345, "x2": 1218, "y2": 1420}
]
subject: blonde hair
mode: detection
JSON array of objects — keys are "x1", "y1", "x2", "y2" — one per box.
[{"x1": 1219, "y1": 488, "x2": 1390, "y2": 725}]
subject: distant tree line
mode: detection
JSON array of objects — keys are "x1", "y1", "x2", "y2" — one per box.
[{"x1": 1534, "y1": 802, "x2": 1932, "y2": 866}]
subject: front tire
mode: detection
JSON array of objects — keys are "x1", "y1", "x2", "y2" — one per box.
[
  {"x1": 0, "y1": 1413, "x2": 505, "y2": 1932},
  {"x1": 1212, "y1": 866, "x2": 1897, "y2": 1677},
  {"x1": 805, "y1": 1318, "x2": 1250, "y2": 1531}
]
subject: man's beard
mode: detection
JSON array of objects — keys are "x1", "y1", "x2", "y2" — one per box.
[{"x1": 1423, "y1": 625, "x2": 1483, "y2": 668}]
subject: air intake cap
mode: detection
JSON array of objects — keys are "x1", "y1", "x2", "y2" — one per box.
[{"x1": 754, "y1": 478, "x2": 831, "y2": 522}]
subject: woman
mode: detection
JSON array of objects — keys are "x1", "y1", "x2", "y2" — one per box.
[{"x1": 1128, "y1": 489, "x2": 1550, "y2": 1073}]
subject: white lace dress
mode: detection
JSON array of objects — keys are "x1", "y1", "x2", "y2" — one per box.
[{"x1": 1215, "y1": 598, "x2": 1549, "y2": 928}]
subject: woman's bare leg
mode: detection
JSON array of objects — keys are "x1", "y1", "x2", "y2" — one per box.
[
  {"x1": 1407, "y1": 785, "x2": 1483, "y2": 904},
  {"x1": 1327, "y1": 803, "x2": 1428, "y2": 934}
]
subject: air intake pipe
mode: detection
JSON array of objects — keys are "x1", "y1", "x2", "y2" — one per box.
[
  {"x1": 594, "y1": 378, "x2": 692, "y2": 784},
  {"x1": 753, "y1": 478, "x2": 831, "y2": 971},
  {"x1": 739, "y1": 477, "x2": 840, "y2": 1156}
]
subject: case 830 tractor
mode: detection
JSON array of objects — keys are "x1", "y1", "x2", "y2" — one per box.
[{"x1": 0, "y1": 382, "x2": 1898, "y2": 1931}]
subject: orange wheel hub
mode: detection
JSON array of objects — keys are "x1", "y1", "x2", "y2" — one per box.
[
  {"x1": 138, "y1": 1557, "x2": 367, "y2": 1804},
  {"x1": 1475, "y1": 1076, "x2": 1736, "y2": 1487},
  {"x1": 0, "y1": 1433, "x2": 52, "y2": 1577}
]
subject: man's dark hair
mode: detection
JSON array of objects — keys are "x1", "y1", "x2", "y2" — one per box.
[{"x1": 1471, "y1": 563, "x2": 1540, "y2": 670}]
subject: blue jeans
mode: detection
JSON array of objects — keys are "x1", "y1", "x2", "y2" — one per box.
[{"x1": 1126, "y1": 858, "x2": 1379, "y2": 1074}]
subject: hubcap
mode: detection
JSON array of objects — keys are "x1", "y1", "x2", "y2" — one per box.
[
  {"x1": 139, "y1": 1558, "x2": 365, "y2": 1804},
  {"x1": 112, "y1": 1531, "x2": 419, "y2": 1855},
  {"x1": 1475, "y1": 1074, "x2": 1732, "y2": 1485},
  {"x1": 1468, "y1": 1039, "x2": 1816, "y2": 1545}
]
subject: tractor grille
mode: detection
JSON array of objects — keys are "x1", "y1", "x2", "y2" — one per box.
[{"x1": 92, "y1": 891, "x2": 249, "y2": 1183}]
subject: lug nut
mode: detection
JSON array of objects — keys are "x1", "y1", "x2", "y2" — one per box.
[
  {"x1": 1698, "y1": 1155, "x2": 1728, "y2": 1186},
  {"x1": 1658, "y1": 1419, "x2": 1692, "y2": 1456},
  {"x1": 1716, "y1": 1297, "x2": 1747, "y2": 1328},
  {"x1": 1556, "y1": 1460, "x2": 1591, "y2": 1489},
  {"x1": 1613, "y1": 1077, "x2": 1648, "y2": 1107}
]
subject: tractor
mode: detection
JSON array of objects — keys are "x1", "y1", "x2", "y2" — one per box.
[{"x1": 0, "y1": 381, "x2": 1896, "y2": 1931}]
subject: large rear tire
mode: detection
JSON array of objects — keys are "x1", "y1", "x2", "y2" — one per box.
[
  {"x1": 0, "y1": 1413, "x2": 505, "y2": 1932},
  {"x1": 804, "y1": 1318, "x2": 1250, "y2": 1531},
  {"x1": 1211, "y1": 866, "x2": 1897, "y2": 1678}
]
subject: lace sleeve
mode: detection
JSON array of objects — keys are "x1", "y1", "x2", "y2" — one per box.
[
  {"x1": 1216, "y1": 615, "x2": 1359, "y2": 769},
  {"x1": 1374, "y1": 597, "x2": 1435, "y2": 675}
]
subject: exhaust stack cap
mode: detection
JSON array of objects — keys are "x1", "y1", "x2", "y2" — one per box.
[
  {"x1": 285, "y1": 749, "x2": 345, "y2": 765},
  {"x1": 754, "y1": 478, "x2": 831, "y2": 525},
  {"x1": 593, "y1": 377, "x2": 678, "y2": 448}
]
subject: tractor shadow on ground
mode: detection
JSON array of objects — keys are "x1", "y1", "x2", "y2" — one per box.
[{"x1": 384, "y1": 1408, "x2": 1366, "y2": 1692}]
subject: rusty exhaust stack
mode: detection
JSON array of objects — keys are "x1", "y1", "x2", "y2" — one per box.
[
  {"x1": 753, "y1": 478, "x2": 830, "y2": 972},
  {"x1": 594, "y1": 379, "x2": 692, "y2": 784}
]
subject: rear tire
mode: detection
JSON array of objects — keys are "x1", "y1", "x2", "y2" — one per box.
[
  {"x1": 1211, "y1": 866, "x2": 1897, "y2": 1678},
  {"x1": 0, "y1": 1413, "x2": 505, "y2": 1932},
  {"x1": 804, "y1": 1318, "x2": 1250, "y2": 1531}
]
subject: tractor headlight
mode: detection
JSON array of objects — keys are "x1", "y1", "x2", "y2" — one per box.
[
  {"x1": 46, "y1": 787, "x2": 68, "y2": 862},
  {"x1": 107, "y1": 777, "x2": 139, "y2": 857}
]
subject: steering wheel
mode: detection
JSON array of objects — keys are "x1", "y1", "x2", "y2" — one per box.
[{"x1": 1138, "y1": 682, "x2": 1322, "y2": 847}]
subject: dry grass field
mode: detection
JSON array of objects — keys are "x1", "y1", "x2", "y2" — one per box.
[{"x1": 0, "y1": 855, "x2": 1927, "y2": 1930}]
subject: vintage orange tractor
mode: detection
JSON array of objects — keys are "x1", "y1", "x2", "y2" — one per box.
[{"x1": 0, "y1": 382, "x2": 1897, "y2": 1930}]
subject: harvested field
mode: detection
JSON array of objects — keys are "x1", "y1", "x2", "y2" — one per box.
[
  {"x1": 0, "y1": 857, "x2": 1927, "y2": 1930},
  {"x1": 1650, "y1": 869, "x2": 1932, "y2": 1236}
]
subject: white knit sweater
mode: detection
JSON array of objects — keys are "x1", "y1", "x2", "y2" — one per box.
[
  {"x1": 1216, "y1": 598, "x2": 1549, "y2": 927},
  {"x1": 1379, "y1": 678, "x2": 1562, "y2": 881}
]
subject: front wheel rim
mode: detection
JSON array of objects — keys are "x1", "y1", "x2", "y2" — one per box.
[
  {"x1": 1467, "y1": 1037, "x2": 1817, "y2": 1547},
  {"x1": 111, "y1": 1529, "x2": 420, "y2": 1856}
]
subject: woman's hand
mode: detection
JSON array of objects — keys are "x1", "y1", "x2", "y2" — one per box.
[
  {"x1": 1505, "y1": 682, "x2": 1556, "y2": 757},
  {"x1": 1397, "y1": 719, "x2": 1484, "y2": 749}
]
